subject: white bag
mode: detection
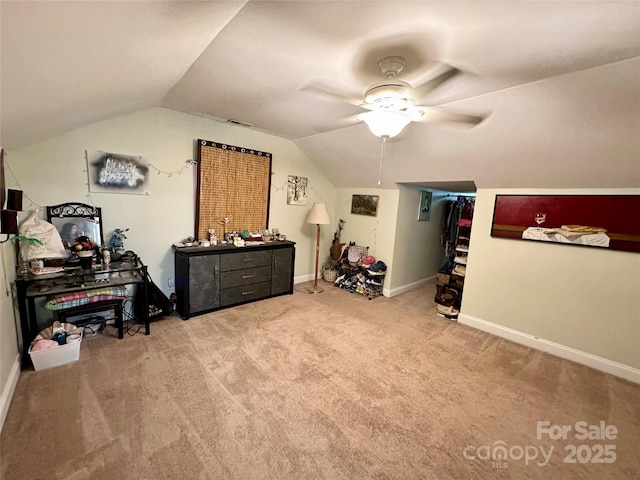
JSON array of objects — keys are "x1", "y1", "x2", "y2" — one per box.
[{"x1": 19, "y1": 210, "x2": 68, "y2": 259}]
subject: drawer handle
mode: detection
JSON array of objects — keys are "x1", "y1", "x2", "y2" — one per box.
[
  {"x1": 241, "y1": 274, "x2": 254, "y2": 279},
  {"x1": 242, "y1": 258, "x2": 254, "y2": 263},
  {"x1": 241, "y1": 290, "x2": 254, "y2": 296}
]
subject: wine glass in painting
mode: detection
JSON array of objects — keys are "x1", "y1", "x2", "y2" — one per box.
[{"x1": 534, "y1": 212, "x2": 547, "y2": 230}]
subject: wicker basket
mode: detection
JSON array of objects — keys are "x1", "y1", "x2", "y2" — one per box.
[{"x1": 322, "y1": 268, "x2": 339, "y2": 283}]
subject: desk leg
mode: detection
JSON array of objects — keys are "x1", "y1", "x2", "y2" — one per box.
[
  {"x1": 143, "y1": 266, "x2": 150, "y2": 335},
  {"x1": 116, "y1": 301, "x2": 123, "y2": 340},
  {"x1": 25, "y1": 299, "x2": 39, "y2": 367},
  {"x1": 16, "y1": 281, "x2": 32, "y2": 367}
]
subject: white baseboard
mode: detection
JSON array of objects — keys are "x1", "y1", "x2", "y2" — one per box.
[
  {"x1": 386, "y1": 275, "x2": 435, "y2": 298},
  {"x1": 298, "y1": 274, "x2": 435, "y2": 299},
  {"x1": 294, "y1": 274, "x2": 314, "y2": 285},
  {"x1": 0, "y1": 354, "x2": 21, "y2": 433},
  {"x1": 458, "y1": 314, "x2": 640, "y2": 384}
]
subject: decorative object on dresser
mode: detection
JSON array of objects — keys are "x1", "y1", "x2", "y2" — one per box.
[
  {"x1": 108, "y1": 228, "x2": 129, "y2": 254},
  {"x1": 305, "y1": 203, "x2": 331, "y2": 294},
  {"x1": 174, "y1": 241, "x2": 295, "y2": 320}
]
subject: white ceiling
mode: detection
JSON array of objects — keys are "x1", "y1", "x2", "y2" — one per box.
[{"x1": 2, "y1": 1, "x2": 639, "y2": 189}]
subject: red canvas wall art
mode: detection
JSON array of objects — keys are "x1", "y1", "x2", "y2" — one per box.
[{"x1": 491, "y1": 195, "x2": 640, "y2": 253}]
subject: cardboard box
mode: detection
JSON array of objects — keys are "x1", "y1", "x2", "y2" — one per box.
[{"x1": 29, "y1": 333, "x2": 83, "y2": 371}]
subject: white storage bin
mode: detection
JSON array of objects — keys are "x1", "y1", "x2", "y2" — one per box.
[{"x1": 29, "y1": 332, "x2": 83, "y2": 371}]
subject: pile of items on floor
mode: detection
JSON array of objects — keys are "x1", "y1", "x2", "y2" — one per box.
[
  {"x1": 332, "y1": 243, "x2": 386, "y2": 298},
  {"x1": 334, "y1": 262, "x2": 386, "y2": 295},
  {"x1": 29, "y1": 321, "x2": 84, "y2": 371}
]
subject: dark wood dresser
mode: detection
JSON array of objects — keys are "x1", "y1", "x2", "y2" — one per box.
[{"x1": 174, "y1": 240, "x2": 295, "y2": 319}]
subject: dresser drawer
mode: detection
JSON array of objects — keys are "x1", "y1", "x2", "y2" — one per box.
[
  {"x1": 221, "y1": 266, "x2": 271, "y2": 289},
  {"x1": 220, "y1": 250, "x2": 271, "y2": 271},
  {"x1": 220, "y1": 281, "x2": 271, "y2": 307}
]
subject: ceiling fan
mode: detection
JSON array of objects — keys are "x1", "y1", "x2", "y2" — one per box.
[
  {"x1": 359, "y1": 56, "x2": 486, "y2": 138},
  {"x1": 305, "y1": 55, "x2": 487, "y2": 138},
  {"x1": 304, "y1": 55, "x2": 488, "y2": 185}
]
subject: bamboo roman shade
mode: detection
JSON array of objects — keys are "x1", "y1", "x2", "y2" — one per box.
[{"x1": 195, "y1": 139, "x2": 272, "y2": 240}]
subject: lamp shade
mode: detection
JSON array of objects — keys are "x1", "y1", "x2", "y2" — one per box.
[
  {"x1": 305, "y1": 203, "x2": 331, "y2": 225},
  {"x1": 362, "y1": 110, "x2": 411, "y2": 138}
]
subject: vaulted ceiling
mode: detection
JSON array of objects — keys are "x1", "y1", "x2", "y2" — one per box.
[{"x1": 2, "y1": 1, "x2": 639, "y2": 189}]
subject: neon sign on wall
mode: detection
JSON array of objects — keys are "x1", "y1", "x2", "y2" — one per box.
[{"x1": 87, "y1": 150, "x2": 150, "y2": 195}]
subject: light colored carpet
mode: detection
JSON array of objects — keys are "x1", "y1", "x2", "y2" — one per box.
[{"x1": 2, "y1": 282, "x2": 639, "y2": 479}]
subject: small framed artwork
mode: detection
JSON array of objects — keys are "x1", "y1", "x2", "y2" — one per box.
[
  {"x1": 287, "y1": 175, "x2": 308, "y2": 205},
  {"x1": 417, "y1": 190, "x2": 432, "y2": 221},
  {"x1": 351, "y1": 194, "x2": 379, "y2": 217}
]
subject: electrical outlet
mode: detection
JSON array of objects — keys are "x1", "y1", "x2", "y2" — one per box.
[{"x1": 167, "y1": 277, "x2": 174, "y2": 288}]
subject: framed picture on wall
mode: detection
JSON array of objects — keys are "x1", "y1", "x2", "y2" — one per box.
[
  {"x1": 351, "y1": 195, "x2": 379, "y2": 217},
  {"x1": 287, "y1": 175, "x2": 308, "y2": 205},
  {"x1": 491, "y1": 194, "x2": 640, "y2": 253},
  {"x1": 417, "y1": 190, "x2": 432, "y2": 221}
]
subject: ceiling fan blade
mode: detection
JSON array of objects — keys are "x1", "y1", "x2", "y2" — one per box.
[
  {"x1": 411, "y1": 65, "x2": 461, "y2": 100},
  {"x1": 336, "y1": 114, "x2": 363, "y2": 128},
  {"x1": 300, "y1": 81, "x2": 362, "y2": 106},
  {"x1": 414, "y1": 107, "x2": 487, "y2": 127}
]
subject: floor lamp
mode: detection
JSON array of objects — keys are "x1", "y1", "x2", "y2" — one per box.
[{"x1": 305, "y1": 203, "x2": 331, "y2": 294}]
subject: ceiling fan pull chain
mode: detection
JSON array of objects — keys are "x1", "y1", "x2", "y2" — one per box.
[{"x1": 377, "y1": 135, "x2": 388, "y2": 186}]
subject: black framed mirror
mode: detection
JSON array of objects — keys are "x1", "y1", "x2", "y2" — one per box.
[{"x1": 46, "y1": 202, "x2": 104, "y2": 249}]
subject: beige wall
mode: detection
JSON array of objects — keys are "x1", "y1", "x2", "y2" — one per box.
[
  {"x1": 334, "y1": 188, "x2": 399, "y2": 295},
  {"x1": 0, "y1": 107, "x2": 336, "y2": 421},
  {"x1": 462, "y1": 188, "x2": 640, "y2": 370},
  {"x1": 0, "y1": 241, "x2": 20, "y2": 428},
  {"x1": 390, "y1": 186, "x2": 448, "y2": 293}
]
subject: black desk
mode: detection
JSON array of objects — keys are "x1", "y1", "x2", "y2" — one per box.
[{"x1": 15, "y1": 259, "x2": 150, "y2": 367}]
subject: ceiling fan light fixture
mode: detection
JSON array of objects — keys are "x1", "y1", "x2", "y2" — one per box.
[
  {"x1": 362, "y1": 110, "x2": 411, "y2": 138},
  {"x1": 364, "y1": 80, "x2": 412, "y2": 106}
]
